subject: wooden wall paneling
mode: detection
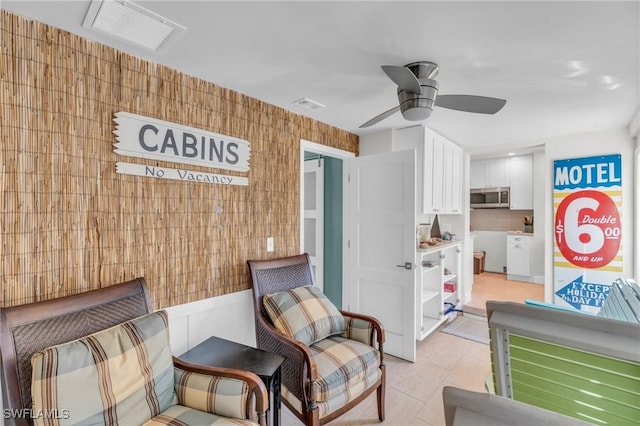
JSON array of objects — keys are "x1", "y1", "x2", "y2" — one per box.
[{"x1": 0, "y1": 10, "x2": 358, "y2": 308}]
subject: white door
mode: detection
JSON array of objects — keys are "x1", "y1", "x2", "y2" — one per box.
[
  {"x1": 304, "y1": 158, "x2": 324, "y2": 291},
  {"x1": 347, "y1": 150, "x2": 416, "y2": 362}
]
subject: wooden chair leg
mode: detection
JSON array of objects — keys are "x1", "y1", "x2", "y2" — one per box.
[
  {"x1": 377, "y1": 365, "x2": 386, "y2": 421},
  {"x1": 306, "y1": 406, "x2": 320, "y2": 426}
]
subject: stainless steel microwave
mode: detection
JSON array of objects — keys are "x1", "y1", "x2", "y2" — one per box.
[{"x1": 470, "y1": 187, "x2": 510, "y2": 209}]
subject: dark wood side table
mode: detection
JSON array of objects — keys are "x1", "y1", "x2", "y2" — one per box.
[{"x1": 179, "y1": 336, "x2": 285, "y2": 426}]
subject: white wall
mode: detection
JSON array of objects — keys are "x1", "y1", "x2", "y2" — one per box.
[
  {"x1": 164, "y1": 290, "x2": 256, "y2": 355},
  {"x1": 544, "y1": 127, "x2": 635, "y2": 302},
  {"x1": 532, "y1": 150, "x2": 546, "y2": 283},
  {"x1": 631, "y1": 108, "x2": 640, "y2": 281},
  {"x1": 358, "y1": 129, "x2": 394, "y2": 156}
]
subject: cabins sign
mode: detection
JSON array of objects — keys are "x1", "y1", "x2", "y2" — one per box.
[
  {"x1": 115, "y1": 163, "x2": 249, "y2": 186},
  {"x1": 113, "y1": 112, "x2": 250, "y2": 184}
]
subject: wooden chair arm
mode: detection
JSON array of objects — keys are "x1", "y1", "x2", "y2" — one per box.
[
  {"x1": 256, "y1": 312, "x2": 318, "y2": 378},
  {"x1": 255, "y1": 314, "x2": 323, "y2": 405},
  {"x1": 172, "y1": 357, "x2": 269, "y2": 426},
  {"x1": 340, "y1": 309, "x2": 386, "y2": 345},
  {"x1": 340, "y1": 309, "x2": 385, "y2": 366}
]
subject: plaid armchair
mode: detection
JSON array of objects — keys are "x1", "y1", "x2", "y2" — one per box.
[
  {"x1": 248, "y1": 253, "x2": 385, "y2": 426},
  {"x1": 1, "y1": 278, "x2": 268, "y2": 426}
]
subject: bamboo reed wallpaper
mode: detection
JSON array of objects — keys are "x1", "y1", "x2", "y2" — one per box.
[{"x1": 0, "y1": 11, "x2": 358, "y2": 308}]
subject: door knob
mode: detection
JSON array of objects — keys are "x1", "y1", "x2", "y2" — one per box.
[{"x1": 396, "y1": 262, "x2": 413, "y2": 270}]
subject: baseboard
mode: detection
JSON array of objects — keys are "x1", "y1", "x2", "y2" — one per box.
[{"x1": 463, "y1": 305, "x2": 487, "y2": 318}]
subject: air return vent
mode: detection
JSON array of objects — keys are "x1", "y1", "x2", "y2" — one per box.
[
  {"x1": 292, "y1": 98, "x2": 326, "y2": 110},
  {"x1": 82, "y1": 0, "x2": 186, "y2": 53}
]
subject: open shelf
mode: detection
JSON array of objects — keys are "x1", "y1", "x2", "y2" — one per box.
[
  {"x1": 416, "y1": 241, "x2": 462, "y2": 342},
  {"x1": 442, "y1": 273, "x2": 457, "y2": 282},
  {"x1": 422, "y1": 289, "x2": 439, "y2": 304},
  {"x1": 422, "y1": 265, "x2": 440, "y2": 274},
  {"x1": 443, "y1": 292, "x2": 458, "y2": 303}
]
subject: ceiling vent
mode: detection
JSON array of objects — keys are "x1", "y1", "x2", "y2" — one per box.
[
  {"x1": 292, "y1": 98, "x2": 326, "y2": 110},
  {"x1": 82, "y1": 0, "x2": 186, "y2": 53}
]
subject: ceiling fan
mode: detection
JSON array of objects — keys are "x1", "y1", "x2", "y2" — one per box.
[{"x1": 360, "y1": 61, "x2": 507, "y2": 128}]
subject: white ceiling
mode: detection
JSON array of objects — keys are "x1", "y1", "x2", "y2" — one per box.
[{"x1": 3, "y1": 1, "x2": 639, "y2": 155}]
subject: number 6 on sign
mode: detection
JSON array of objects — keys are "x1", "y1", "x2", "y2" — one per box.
[{"x1": 554, "y1": 190, "x2": 621, "y2": 269}]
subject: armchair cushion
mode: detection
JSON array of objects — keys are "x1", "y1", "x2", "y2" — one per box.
[
  {"x1": 311, "y1": 336, "x2": 380, "y2": 403},
  {"x1": 341, "y1": 314, "x2": 374, "y2": 345},
  {"x1": 31, "y1": 311, "x2": 177, "y2": 425},
  {"x1": 262, "y1": 285, "x2": 346, "y2": 345},
  {"x1": 174, "y1": 367, "x2": 249, "y2": 419},
  {"x1": 281, "y1": 336, "x2": 382, "y2": 418},
  {"x1": 143, "y1": 405, "x2": 257, "y2": 425}
]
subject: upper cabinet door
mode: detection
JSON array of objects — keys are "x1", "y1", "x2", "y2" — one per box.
[
  {"x1": 446, "y1": 143, "x2": 463, "y2": 214},
  {"x1": 424, "y1": 131, "x2": 445, "y2": 214},
  {"x1": 470, "y1": 160, "x2": 486, "y2": 189},
  {"x1": 509, "y1": 155, "x2": 533, "y2": 210},
  {"x1": 470, "y1": 158, "x2": 510, "y2": 188},
  {"x1": 485, "y1": 158, "x2": 510, "y2": 188}
]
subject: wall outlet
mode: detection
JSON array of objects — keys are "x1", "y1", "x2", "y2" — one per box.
[{"x1": 267, "y1": 237, "x2": 274, "y2": 252}]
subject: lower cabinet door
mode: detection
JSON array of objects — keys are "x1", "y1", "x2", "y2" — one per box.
[{"x1": 507, "y1": 243, "x2": 531, "y2": 276}]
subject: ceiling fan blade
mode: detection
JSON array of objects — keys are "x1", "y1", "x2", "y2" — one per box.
[
  {"x1": 435, "y1": 95, "x2": 506, "y2": 114},
  {"x1": 359, "y1": 106, "x2": 401, "y2": 128},
  {"x1": 381, "y1": 65, "x2": 422, "y2": 94}
]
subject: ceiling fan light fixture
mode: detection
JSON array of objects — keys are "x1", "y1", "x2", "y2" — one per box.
[
  {"x1": 401, "y1": 105, "x2": 433, "y2": 121},
  {"x1": 398, "y1": 83, "x2": 438, "y2": 121},
  {"x1": 82, "y1": 0, "x2": 186, "y2": 53}
]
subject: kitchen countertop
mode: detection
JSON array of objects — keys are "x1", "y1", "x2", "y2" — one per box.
[
  {"x1": 507, "y1": 231, "x2": 534, "y2": 236},
  {"x1": 416, "y1": 239, "x2": 462, "y2": 253}
]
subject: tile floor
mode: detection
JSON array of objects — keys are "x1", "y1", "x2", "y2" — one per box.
[
  {"x1": 280, "y1": 330, "x2": 491, "y2": 426},
  {"x1": 280, "y1": 272, "x2": 544, "y2": 425},
  {"x1": 465, "y1": 272, "x2": 545, "y2": 315}
]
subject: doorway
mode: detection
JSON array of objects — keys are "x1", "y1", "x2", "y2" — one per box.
[{"x1": 300, "y1": 140, "x2": 354, "y2": 308}]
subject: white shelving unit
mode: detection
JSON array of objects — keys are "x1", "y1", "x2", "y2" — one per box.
[{"x1": 416, "y1": 241, "x2": 462, "y2": 340}]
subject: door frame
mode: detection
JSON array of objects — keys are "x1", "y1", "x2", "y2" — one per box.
[
  {"x1": 303, "y1": 157, "x2": 324, "y2": 291},
  {"x1": 300, "y1": 140, "x2": 355, "y2": 304}
]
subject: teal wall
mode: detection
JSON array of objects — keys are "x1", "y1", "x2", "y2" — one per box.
[{"x1": 323, "y1": 157, "x2": 343, "y2": 308}]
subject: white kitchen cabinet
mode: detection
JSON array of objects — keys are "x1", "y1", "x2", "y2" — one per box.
[
  {"x1": 487, "y1": 158, "x2": 510, "y2": 188},
  {"x1": 470, "y1": 158, "x2": 510, "y2": 188},
  {"x1": 416, "y1": 242, "x2": 462, "y2": 340},
  {"x1": 445, "y1": 140, "x2": 463, "y2": 214},
  {"x1": 395, "y1": 125, "x2": 427, "y2": 215},
  {"x1": 469, "y1": 160, "x2": 485, "y2": 188},
  {"x1": 509, "y1": 155, "x2": 533, "y2": 210},
  {"x1": 507, "y1": 234, "x2": 533, "y2": 281},
  {"x1": 425, "y1": 130, "x2": 446, "y2": 214},
  {"x1": 395, "y1": 125, "x2": 462, "y2": 215}
]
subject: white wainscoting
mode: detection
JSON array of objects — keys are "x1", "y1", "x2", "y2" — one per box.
[{"x1": 164, "y1": 289, "x2": 257, "y2": 356}]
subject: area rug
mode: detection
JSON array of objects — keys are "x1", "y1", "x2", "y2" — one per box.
[{"x1": 440, "y1": 315, "x2": 490, "y2": 345}]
